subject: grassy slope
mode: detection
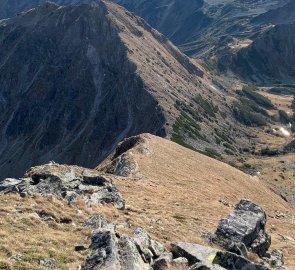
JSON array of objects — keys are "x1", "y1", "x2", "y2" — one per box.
[{"x1": 1, "y1": 134, "x2": 295, "y2": 269}]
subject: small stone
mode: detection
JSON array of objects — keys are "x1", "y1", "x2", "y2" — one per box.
[
  {"x1": 263, "y1": 249, "x2": 284, "y2": 267},
  {"x1": 39, "y1": 258, "x2": 56, "y2": 269},
  {"x1": 9, "y1": 254, "x2": 22, "y2": 261}
]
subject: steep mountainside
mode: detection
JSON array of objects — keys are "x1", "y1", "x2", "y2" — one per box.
[
  {"x1": 112, "y1": 0, "x2": 289, "y2": 57},
  {"x1": 113, "y1": 0, "x2": 211, "y2": 46},
  {"x1": 0, "y1": 1, "x2": 235, "y2": 178},
  {"x1": 222, "y1": 23, "x2": 295, "y2": 83},
  {"x1": 111, "y1": 0, "x2": 295, "y2": 84}
]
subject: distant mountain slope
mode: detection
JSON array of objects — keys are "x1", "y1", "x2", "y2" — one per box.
[
  {"x1": 252, "y1": 0, "x2": 295, "y2": 25},
  {"x1": 0, "y1": 0, "x2": 290, "y2": 58},
  {"x1": 111, "y1": 0, "x2": 289, "y2": 57},
  {"x1": 0, "y1": 0, "x2": 104, "y2": 19},
  {"x1": 224, "y1": 23, "x2": 295, "y2": 83},
  {"x1": 113, "y1": 0, "x2": 212, "y2": 46},
  {"x1": 0, "y1": 1, "x2": 231, "y2": 178}
]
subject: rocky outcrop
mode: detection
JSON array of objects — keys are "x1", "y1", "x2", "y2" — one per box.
[
  {"x1": 0, "y1": 163, "x2": 125, "y2": 209},
  {"x1": 98, "y1": 135, "x2": 145, "y2": 177},
  {"x1": 214, "y1": 199, "x2": 271, "y2": 257},
  {"x1": 82, "y1": 224, "x2": 169, "y2": 270}
]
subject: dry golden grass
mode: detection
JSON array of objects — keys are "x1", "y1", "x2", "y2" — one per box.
[
  {"x1": 0, "y1": 194, "x2": 122, "y2": 270},
  {"x1": 258, "y1": 90, "x2": 293, "y2": 116}
]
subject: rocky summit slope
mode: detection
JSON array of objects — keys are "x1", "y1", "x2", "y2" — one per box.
[
  {"x1": 0, "y1": 0, "x2": 232, "y2": 178},
  {"x1": 0, "y1": 134, "x2": 294, "y2": 269}
]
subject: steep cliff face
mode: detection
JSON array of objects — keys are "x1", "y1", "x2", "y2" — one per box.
[
  {"x1": 0, "y1": 1, "x2": 211, "y2": 178},
  {"x1": 228, "y1": 23, "x2": 295, "y2": 83}
]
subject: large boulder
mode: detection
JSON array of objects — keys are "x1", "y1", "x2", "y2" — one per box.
[
  {"x1": 214, "y1": 199, "x2": 271, "y2": 256},
  {"x1": 0, "y1": 163, "x2": 125, "y2": 209},
  {"x1": 118, "y1": 236, "x2": 152, "y2": 270},
  {"x1": 171, "y1": 242, "x2": 270, "y2": 270}
]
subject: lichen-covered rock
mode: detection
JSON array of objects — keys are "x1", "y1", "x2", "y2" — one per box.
[
  {"x1": 118, "y1": 236, "x2": 150, "y2": 270},
  {"x1": 172, "y1": 257, "x2": 188, "y2": 267},
  {"x1": 82, "y1": 224, "x2": 167, "y2": 270},
  {"x1": 39, "y1": 258, "x2": 56, "y2": 269},
  {"x1": 82, "y1": 229, "x2": 121, "y2": 270},
  {"x1": 0, "y1": 163, "x2": 125, "y2": 209},
  {"x1": 214, "y1": 199, "x2": 271, "y2": 256},
  {"x1": 213, "y1": 251, "x2": 269, "y2": 270},
  {"x1": 133, "y1": 227, "x2": 167, "y2": 262}
]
